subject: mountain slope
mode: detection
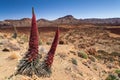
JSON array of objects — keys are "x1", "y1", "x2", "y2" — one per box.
[{"x1": 0, "y1": 15, "x2": 120, "y2": 28}]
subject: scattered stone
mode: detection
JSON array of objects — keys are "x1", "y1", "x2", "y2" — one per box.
[
  {"x1": 82, "y1": 61, "x2": 90, "y2": 68},
  {"x1": 0, "y1": 39, "x2": 20, "y2": 51},
  {"x1": 59, "y1": 40, "x2": 65, "y2": 44},
  {"x1": 0, "y1": 39, "x2": 9, "y2": 45},
  {"x1": 18, "y1": 40, "x2": 24, "y2": 44},
  {"x1": 78, "y1": 72, "x2": 83, "y2": 76},
  {"x1": 78, "y1": 44, "x2": 86, "y2": 49},
  {"x1": 87, "y1": 48, "x2": 97, "y2": 55},
  {"x1": 97, "y1": 49, "x2": 108, "y2": 55},
  {"x1": 39, "y1": 46, "x2": 48, "y2": 54},
  {"x1": 70, "y1": 50, "x2": 76, "y2": 55},
  {"x1": 89, "y1": 41, "x2": 95, "y2": 46},
  {"x1": 58, "y1": 53, "x2": 66, "y2": 60},
  {"x1": 2, "y1": 48, "x2": 10, "y2": 52},
  {"x1": 107, "y1": 63, "x2": 114, "y2": 69},
  {"x1": 3, "y1": 34, "x2": 8, "y2": 37},
  {"x1": 89, "y1": 55, "x2": 97, "y2": 62},
  {"x1": 8, "y1": 43, "x2": 21, "y2": 51},
  {"x1": 46, "y1": 42, "x2": 51, "y2": 45}
]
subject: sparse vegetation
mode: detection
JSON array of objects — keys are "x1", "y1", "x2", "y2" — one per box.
[
  {"x1": 110, "y1": 52, "x2": 120, "y2": 56},
  {"x1": 39, "y1": 39, "x2": 43, "y2": 45},
  {"x1": 115, "y1": 69, "x2": 120, "y2": 78},
  {"x1": 46, "y1": 42, "x2": 51, "y2": 45},
  {"x1": 106, "y1": 74, "x2": 119, "y2": 80},
  {"x1": 97, "y1": 50, "x2": 108, "y2": 55},
  {"x1": 21, "y1": 35, "x2": 28, "y2": 42},
  {"x1": 77, "y1": 51, "x2": 88, "y2": 59},
  {"x1": 12, "y1": 26, "x2": 17, "y2": 39},
  {"x1": 71, "y1": 58, "x2": 77, "y2": 65},
  {"x1": 115, "y1": 69, "x2": 120, "y2": 74}
]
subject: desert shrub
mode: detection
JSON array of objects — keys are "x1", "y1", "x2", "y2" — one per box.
[
  {"x1": 96, "y1": 50, "x2": 112, "y2": 61},
  {"x1": 46, "y1": 42, "x2": 51, "y2": 45},
  {"x1": 21, "y1": 35, "x2": 28, "y2": 42},
  {"x1": 78, "y1": 51, "x2": 88, "y2": 59},
  {"x1": 115, "y1": 69, "x2": 120, "y2": 78},
  {"x1": 70, "y1": 50, "x2": 76, "y2": 55},
  {"x1": 108, "y1": 56, "x2": 114, "y2": 62},
  {"x1": 12, "y1": 32, "x2": 17, "y2": 39},
  {"x1": 12, "y1": 26, "x2": 17, "y2": 39},
  {"x1": 110, "y1": 52, "x2": 120, "y2": 56},
  {"x1": 95, "y1": 54, "x2": 102, "y2": 59},
  {"x1": 39, "y1": 40, "x2": 43, "y2": 45},
  {"x1": 106, "y1": 74, "x2": 119, "y2": 80},
  {"x1": 115, "y1": 69, "x2": 120, "y2": 74},
  {"x1": 59, "y1": 40, "x2": 64, "y2": 44},
  {"x1": 71, "y1": 58, "x2": 77, "y2": 65},
  {"x1": 97, "y1": 50, "x2": 108, "y2": 55}
]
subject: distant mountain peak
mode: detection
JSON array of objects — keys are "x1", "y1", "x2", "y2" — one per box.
[
  {"x1": 63, "y1": 15, "x2": 74, "y2": 18},
  {"x1": 58, "y1": 15, "x2": 75, "y2": 20},
  {"x1": 54, "y1": 15, "x2": 78, "y2": 24}
]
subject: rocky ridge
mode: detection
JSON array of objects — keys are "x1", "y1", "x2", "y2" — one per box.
[{"x1": 1, "y1": 15, "x2": 120, "y2": 27}]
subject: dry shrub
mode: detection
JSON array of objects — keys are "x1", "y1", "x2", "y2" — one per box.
[
  {"x1": 8, "y1": 53, "x2": 19, "y2": 60},
  {"x1": 87, "y1": 48, "x2": 97, "y2": 55}
]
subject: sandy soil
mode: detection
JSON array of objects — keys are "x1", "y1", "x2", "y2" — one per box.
[{"x1": 0, "y1": 26, "x2": 120, "y2": 80}]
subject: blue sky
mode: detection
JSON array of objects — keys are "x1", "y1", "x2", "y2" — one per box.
[{"x1": 0, "y1": 0, "x2": 120, "y2": 20}]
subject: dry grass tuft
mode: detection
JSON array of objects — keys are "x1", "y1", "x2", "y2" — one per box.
[{"x1": 8, "y1": 53, "x2": 20, "y2": 60}]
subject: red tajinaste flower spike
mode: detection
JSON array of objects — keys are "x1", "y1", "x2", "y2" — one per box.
[
  {"x1": 15, "y1": 7, "x2": 41, "y2": 77},
  {"x1": 28, "y1": 7, "x2": 39, "y2": 61},
  {"x1": 45, "y1": 27, "x2": 59, "y2": 68}
]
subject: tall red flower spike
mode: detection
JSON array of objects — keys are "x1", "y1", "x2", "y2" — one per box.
[
  {"x1": 35, "y1": 28, "x2": 59, "y2": 77},
  {"x1": 45, "y1": 27, "x2": 59, "y2": 68},
  {"x1": 38, "y1": 27, "x2": 59, "y2": 77},
  {"x1": 15, "y1": 7, "x2": 41, "y2": 77},
  {"x1": 28, "y1": 7, "x2": 39, "y2": 62}
]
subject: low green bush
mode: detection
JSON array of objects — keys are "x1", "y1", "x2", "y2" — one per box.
[
  {"x1": 106, "y1": 74, "x2": 119, "y2": 80},
  {"x1": 39, "y1": 40, "x2": 43, "y2": 45},
  {"x1": 78, "y1": 51, "x2": 88, "y2": 59},
  {"x1": 115, "y1": 69, "x2": 120, "y2": 74},
  {"x1": 71, "y1": 58, "x2": 77, "y2": 65}
]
